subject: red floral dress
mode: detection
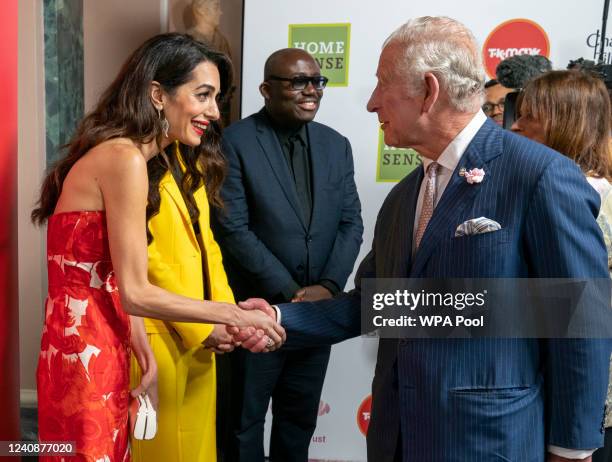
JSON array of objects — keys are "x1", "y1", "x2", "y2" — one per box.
[{"x1": 37, "y1": 211, "x2": 131, "y2": 461}]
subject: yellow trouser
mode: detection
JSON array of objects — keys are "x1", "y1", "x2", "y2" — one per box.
[{"x1": 130, "y1": 331, "x2": 217, "y2": 462}]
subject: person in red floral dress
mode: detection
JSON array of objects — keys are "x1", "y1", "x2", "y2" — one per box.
[{"x1": 31, "y1": 34, "x2": 285, "y2": 462}]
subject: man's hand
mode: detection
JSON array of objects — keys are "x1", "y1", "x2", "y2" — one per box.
[
  {"x1": 233, "y1": 298, "x2": 282, "y2": 352},
  {"x1": 291, "y1": 284, "x2": 333, "y2": 302},
  {"x1": 548, "y1": 453, "x2": 592, "y2": 462},
  {"x1": 203, "y1": 324, "x2": 236, "y2": 354}
]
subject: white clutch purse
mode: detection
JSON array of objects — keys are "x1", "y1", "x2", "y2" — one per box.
[{"x1": 129, "y1": 393, "x2": 157, "y2": 440}]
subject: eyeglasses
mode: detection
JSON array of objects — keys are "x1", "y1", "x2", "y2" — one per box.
[
  {"x1": 482, "y1": 101, "x2": 505, "y2": 115},
  {"x1": 267, "y1": 75, "x2": 329, "y2": 91}
]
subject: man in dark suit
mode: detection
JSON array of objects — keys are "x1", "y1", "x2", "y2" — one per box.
[
  {"x1": 211, "y1": 48, "x2": 363, "y2": 462},
  {"x1": 239, "y1": 17, "x2": 611, "y2": 462}
]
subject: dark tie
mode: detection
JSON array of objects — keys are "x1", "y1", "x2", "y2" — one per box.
[{"x1": 287, "y1": 134, "x2": 311, "y2": 225}]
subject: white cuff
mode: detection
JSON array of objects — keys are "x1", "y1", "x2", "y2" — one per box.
[
  {"x1": 272, "y1": 305, "x2": 281, "y2": 325},
  {"x1": 548, "y1": 445, "x2": 596, "y2": 459}
]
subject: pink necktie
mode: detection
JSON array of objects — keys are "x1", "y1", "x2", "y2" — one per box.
[{"x1": 415, "y1": 162, "x2": 440, "y2": 248}]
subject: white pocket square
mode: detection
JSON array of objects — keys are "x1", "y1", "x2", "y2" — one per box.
[{"x1": 455, "y1": 217, "x2": 502, "y2": 237}]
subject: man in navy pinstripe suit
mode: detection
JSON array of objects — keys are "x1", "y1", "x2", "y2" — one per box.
[{"x1": 239, "y1": 16, "x2": 611, "y2": 462}]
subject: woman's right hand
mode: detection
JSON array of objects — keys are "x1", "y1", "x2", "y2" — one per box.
[{"x1": 235, "y1": 304, "x2": 286, "y2": 351}]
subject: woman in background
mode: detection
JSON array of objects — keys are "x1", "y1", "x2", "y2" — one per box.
[
  {"x1": 32, "y1": 33, "x2": 283, "y2": 461},
  {"x1": 512, "y1": 69, "x2": 612, "y2": 461}
]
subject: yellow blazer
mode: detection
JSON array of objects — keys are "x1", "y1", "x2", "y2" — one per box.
[
  {"x1": 132, "y1": 153, "x2": 234, "y2": 462},
  {"x1": 144, "y1": 162, "x2": 235, "y2": 347}
]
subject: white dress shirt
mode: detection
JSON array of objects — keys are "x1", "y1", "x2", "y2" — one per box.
[{"x1": 411, "y1": 110, "x2": 595, "y2": 459}]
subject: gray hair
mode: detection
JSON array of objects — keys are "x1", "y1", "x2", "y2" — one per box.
[{"x1": 384, "y1": 16, "x2": 485, "y2": 112}]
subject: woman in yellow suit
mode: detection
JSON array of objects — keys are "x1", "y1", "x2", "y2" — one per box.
[{"x1": 130, "y1": 126, "x2": 236, "y2": 461}]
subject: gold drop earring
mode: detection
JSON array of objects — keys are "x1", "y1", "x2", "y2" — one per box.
[{"x1": 157, "y1": 108, "x2": 170, "y2": 138}]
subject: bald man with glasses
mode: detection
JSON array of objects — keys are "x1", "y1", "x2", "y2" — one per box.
[{"x1": 211, "y1": 48, "x2": 363, "y2": 462}]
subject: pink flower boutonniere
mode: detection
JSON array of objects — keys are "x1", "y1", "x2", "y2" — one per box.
[{"x1": 460, "y1": 167, "x2": 485, "y2": 184}]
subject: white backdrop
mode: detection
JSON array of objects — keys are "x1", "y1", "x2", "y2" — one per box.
[{"x1": 241, "y1": 1, "x2": 610, "y2": 459}]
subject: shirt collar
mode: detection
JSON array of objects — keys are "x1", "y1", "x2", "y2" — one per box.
[
  {"x1": 264, "y1": 108, "x2": 307, "y2": 145},
  {"x1": 421, "y1": 110, "x2": 487, "y2": 172}
]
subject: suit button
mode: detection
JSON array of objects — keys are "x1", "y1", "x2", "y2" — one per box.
[
  {"x1": 306, "y1": 235, "x2": 313, "y2": 243},
  {"x1": 297, "y1": 264, "x2": 304, "y2": 271}
]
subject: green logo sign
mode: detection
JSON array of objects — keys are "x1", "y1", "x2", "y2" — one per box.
[
  {"x1": 376, "y1": 129, "x2": 422, "y2": 182},
  {"x1": 288, "y1": 23, "x2": 351, "y2": 86}
]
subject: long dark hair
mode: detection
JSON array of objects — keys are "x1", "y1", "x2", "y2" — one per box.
[{"x1": 31, "y1": 33, "x2": 233, "y2": 242}]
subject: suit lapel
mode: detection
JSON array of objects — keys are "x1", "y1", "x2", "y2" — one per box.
[
  {"x1": 255, "y1": 111, "x2": 307, "y2": 230},
  {"x1": 410, "y1": 119, "x2": 503, "y2": 276},
  {"x1": 307, "y1": 123, "x2": 329, "y2": 232},
  {"x1": 160, "y1": 175, "x2": 199, "y2": 250}
]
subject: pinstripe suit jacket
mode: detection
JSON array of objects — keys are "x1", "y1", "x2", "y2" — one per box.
[{"x1": 280, "y1": 119, "x2": 611, "y2": 461}]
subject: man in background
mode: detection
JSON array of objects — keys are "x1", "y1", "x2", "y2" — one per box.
[
  {"x1": 482, "y1": 78, "x2": 513, "y2": 125},
  {"x1": 212, "y1": 48, "x2": 363, "y2": 462}
]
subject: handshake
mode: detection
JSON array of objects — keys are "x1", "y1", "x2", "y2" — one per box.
[
  {"x1": 203, "y1": 298, "x2": 284, "y2": 354},
  {"x1": 203, "y1": 284, "x2": 333, "y2": 353}
]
